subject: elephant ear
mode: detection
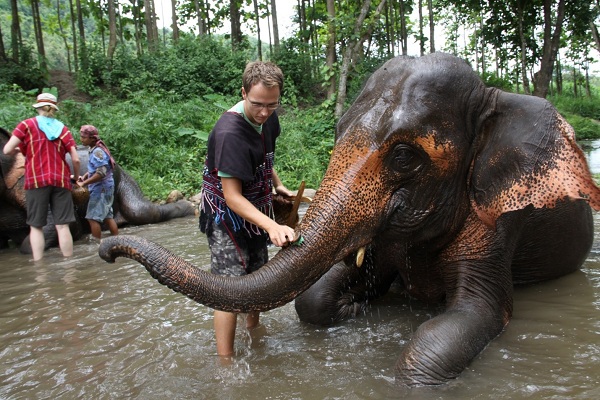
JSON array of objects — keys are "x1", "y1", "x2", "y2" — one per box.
[{"x1": 470, "y1": 91, "x2": 600, "y2": 228}]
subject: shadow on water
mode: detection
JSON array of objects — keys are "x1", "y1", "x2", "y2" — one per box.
[{"x1": 3, "y1": 141, "x2": 600, "y2": 399}]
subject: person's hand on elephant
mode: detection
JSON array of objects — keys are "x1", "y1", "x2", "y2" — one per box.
[{"x1": 264, "y1": 219, "x2": 297, "y2": 247}]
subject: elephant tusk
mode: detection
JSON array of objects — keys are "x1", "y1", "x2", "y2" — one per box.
[{"x1": 356, "y1": 247, "x2": 366, "y2": 268}]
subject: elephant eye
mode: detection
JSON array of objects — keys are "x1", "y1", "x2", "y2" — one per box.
[{"x1": 392, "y1": 145, "x2": 418, "y2": 172}]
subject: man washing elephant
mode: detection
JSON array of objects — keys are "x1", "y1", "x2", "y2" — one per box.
[
  {"x1": 100, "y1": 53, "x2": 600, "y2": 388},
  {"x1": 199, "y1": 61, "x2": 296, "y2": 357}
]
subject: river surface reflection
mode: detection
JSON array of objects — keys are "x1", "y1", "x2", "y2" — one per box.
[{"x1": 2, "y1": 143, "x2": 600, "y2": 399}]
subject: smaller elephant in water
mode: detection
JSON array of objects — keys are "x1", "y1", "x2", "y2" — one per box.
[
  {"x1": 0, "y1": 127, "x2": 195, "y2": 253},
  {"x1": 99, "y1": 53, "x2": 600, "y2": 388}
]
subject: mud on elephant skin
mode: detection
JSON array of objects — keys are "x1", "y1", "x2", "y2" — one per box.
[
  {"x1": 98, "y1": 53, "x2": 600, "y2": 388},
  {"x1": 0, "y1": 127, "x2": 195, "y2": 253}
]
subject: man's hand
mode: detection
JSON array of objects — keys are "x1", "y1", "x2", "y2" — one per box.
[{"x1": 265, "y1": 221, "x2": 297, "y2": 247}]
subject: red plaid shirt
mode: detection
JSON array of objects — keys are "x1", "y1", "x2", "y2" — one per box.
[{"x1": 12, "y1": 117, "x2": 77, "y2": 190}]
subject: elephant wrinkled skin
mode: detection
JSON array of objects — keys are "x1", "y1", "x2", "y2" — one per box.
[
  {"x1": 0, "y1": 127, "x2": 195, "y2": 253},
  {"x1": 98, "y1": 53, "x2": 600, "y2": 387}
]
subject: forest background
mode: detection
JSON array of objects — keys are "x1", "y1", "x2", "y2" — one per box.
[{"x1": 1, "y1": 0, "x2": 600, "y2": 201}]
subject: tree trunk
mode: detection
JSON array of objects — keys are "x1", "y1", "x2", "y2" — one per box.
[
  {"x1": 572, "y1": 67, "x2": 578, "y2": 98},
  {"x1": 517, "y1": 2, "x2": 530, "y2": 94},
  {"x1": 144, "y1": 0, "x2": 159, "y2": 51},
  {"x1": 107, "y1": 0, "x2": 118, "y2": 58},
  {"x1": 56, "y1": 0, "x2": 72, "y2": 71},
  {"x1": 325, "y1": 0, "x2": 336, "y2": 99},
  {"x1": 31, "y1": 0, "x2": 46, "y2": 69},
  {"x1": 253, "y1": 0, "x2": 262, "y2": 60},
  {"x1": 68, "y1": 0, "x2": 78, "y2": 71},
  {"x1": 98, "y1": 0, "x2": 106, "y2": 54},
  {"x1": 171, "y1": 0, "x2": 180, "y2": 42},
  {"x1": 591, "y1": 22, "x2": 600, "y2": 54},
  {"x1": 0, "y1": 25, "x2": 6, "y2": 61},
  {"x1": 76, "y1": 0, "x2": 85, "y2": 42},
  {"x1": 400, "y1": 0, "x2": 407, "y2": 55},
  {"x1": 428, "y1": 0, "x2": 434, "y2": 53},
  {"x1": 271, "y1": 0, "x2": 280, "y2": 50},
  {"x1": 132, "y1": 0, "x2": 143, "y2": 55},
  {"x1": 194, "y1": 0, "x2": 205, "y2": 35},
  {"x1": 585, "y1": 64, "x2": 591, "y2": 97},
  {"x1": 230, "y1": 0, "x2": 243, "y2": 50},
  {"x1": 335, "y1": 0, "x2": 387, "y2": 119},
  {"x1": 10, "y1": 0, "x2": 21, "y2": 63},
  {"x1": 418, "y1": 0, "x2": 424, "y2": 55},
  {"x1": 532, "y1": 0, "x2": 566, "y2": 98},
  {"x1": 555, "y1": 57, "x2": 562, "y2": 94}
]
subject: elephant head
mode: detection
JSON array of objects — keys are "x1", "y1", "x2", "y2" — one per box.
[{"x1": 99, "y1": 53, "x2": 600, "y2": 387}]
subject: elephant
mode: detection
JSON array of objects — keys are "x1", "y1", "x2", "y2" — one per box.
[
  {"x1": 0, "y1": 127, "x2": 195, "y2": 253},
  {"x1": 98, "y1": 53, "x2": 600, "y2": 387}
]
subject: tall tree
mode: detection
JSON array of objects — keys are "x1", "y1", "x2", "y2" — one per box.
[
  {"x1": 68, "y1": 0, "x2": 78, "y2": 71},
  {"x1": 144, "y1": 0, "x2": 159, "y2": 51},
  {"x1": 171, "y1": 0, "x2": 180, "y2": 42},
  {"x1": 0, "y1": 24, "x2": 6, "y2": 60},
  {"x1": 56, "y1": 0, "x2": 72, "y2": 71},
  {"x1": 325, "y1": 0, "x2": 336, "y2": 99},
  {"x1": 428, "y1": 0, "x2": 435, "y2": 52},
  {"x1": 31, "y1": 0, "x2": 47, "y2": 69},
  {"x1": 271, "y1": 0, "x2": 280, "y2": 49},
  {"x1": 10, "y1": 0, "x2": 21, "y2": 62},
  {"x1": 418, "y1": 0, "x2": 424, "y2": 55},
  {"x1": 230, "y1": 0, "x2": 243, "y2": 50},
  {"x1": 335, "y1": 0, "x2": 387, "y2": 118},
  {"x1": 107, "y1": 0, "x2": 118, "y2": 58},
  {"x1": 194, "y1": 0, "x2": 207, "y2": 35},
  {"x1": 532, "y1": 0, "x2": 566, "y2": 98},
  {"x1": 253, "y1": 0, "x2": 262, "y2": 60}
]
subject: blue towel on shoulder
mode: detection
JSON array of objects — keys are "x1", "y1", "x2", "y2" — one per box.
[{"x1": 36, "y1": 116, "x2": 65, "y2": 140}]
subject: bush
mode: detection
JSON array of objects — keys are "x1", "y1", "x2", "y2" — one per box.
[
  {"x1": 549, "y1": 94, "x2": 600, "y2": 140},
  {"x1": 79, "y1": 35, "x2": 250, "y2": 100},
  {"x1": 0, "y1": 47, "x2": 47, "y2": 91}
]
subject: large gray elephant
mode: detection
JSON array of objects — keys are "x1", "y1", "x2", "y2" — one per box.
[
  {"x1": 98, "y1": 53, "x2": 600, "y2": 387},
  {"x1": 0, "y1": 127, "x2": 195, "y2": 253}
]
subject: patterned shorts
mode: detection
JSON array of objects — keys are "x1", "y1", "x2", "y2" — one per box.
[{"x1": 206, "y1": 220, "x2": 268, "y2": 276}]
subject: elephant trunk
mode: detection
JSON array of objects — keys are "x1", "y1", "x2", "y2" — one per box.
[
  {"x1": 99, "y1": 227, "x2": 342, "y2": 312},
  {"x1": 99, "y1": 140, "x2": 386, "y2": 312}
]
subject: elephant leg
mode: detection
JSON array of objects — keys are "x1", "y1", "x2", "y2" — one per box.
[
  {"x1": 295, "y1": 246, "x2": 399, "y2": 326},
  {"x1": 394, "y1": 213, "x2": 520, "y2": 386},
  {"x1": 0, "y1": 203, "x2": 29, "y2": 249}
]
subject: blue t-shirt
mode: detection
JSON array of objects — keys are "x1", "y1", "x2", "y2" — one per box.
[{"x1": 88, "y1": 146, "x2": 114, "y2": 194}]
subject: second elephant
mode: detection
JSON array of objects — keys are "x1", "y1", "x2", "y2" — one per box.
[{"x1": 0, "y1": 127, "x2": 196, "y2": 253}]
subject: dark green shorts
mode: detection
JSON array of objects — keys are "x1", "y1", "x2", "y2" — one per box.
[{"x1": 25, "y1": 186, "x2": 75, "y2": 227}]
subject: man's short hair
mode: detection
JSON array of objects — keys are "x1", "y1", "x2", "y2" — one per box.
[{"x1": 242, "y1": 61, "x2": 284, "y2": 94}]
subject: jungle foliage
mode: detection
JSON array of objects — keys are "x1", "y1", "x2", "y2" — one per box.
[{"x1": 1, "y1": 1, "x2": 600, "y2": 199}]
